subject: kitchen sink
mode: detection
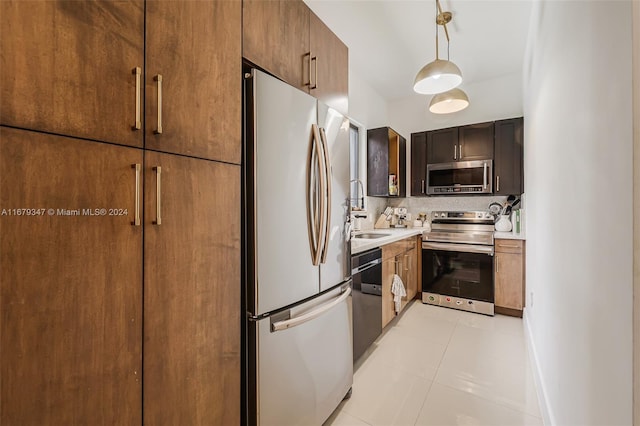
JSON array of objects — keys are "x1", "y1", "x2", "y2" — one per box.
[{"x1": 353, "y1": 233, "x2": 391, "y2": 239}]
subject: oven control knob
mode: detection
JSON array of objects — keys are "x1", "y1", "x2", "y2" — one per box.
[{"x1": 456, "y1": 300, "x2": 462, "y2": 305}]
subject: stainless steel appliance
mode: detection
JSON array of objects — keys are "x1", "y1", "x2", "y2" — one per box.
[
  {"x1": 426, "y1": 159, "x2": 493, "y2": 194},
  {"x1": 351, "y1": 248, "x2": 382, "y2": 363},
  {"x1": 422, "y1": 211, "x2": 495, "y2": 315},
  {"x1": 244, "y1": 69, "x2": 353, "y2": 425}
]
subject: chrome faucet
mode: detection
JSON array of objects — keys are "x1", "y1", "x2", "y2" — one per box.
[{"x1": 350, "y1": 179, "x2": 365, "y2": 210}]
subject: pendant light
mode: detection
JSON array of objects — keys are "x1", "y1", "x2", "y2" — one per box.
[
  {"x1": 413, "y1": 0, "x2": 462, "y2": 95},
  {"x1": 429, "y1": 88, "x2": 469, "y2": 114}
]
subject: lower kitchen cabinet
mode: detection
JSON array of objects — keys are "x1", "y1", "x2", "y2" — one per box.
[
  {"x1": 143, "y1": 152, "x2": 240, "y2": 425},
  {"x1": 0, "y1": 127, "x2": 241, "y2": 424},
  {"x1": 0, "y1": 127, "x2": 143, "y2": 425},
  {"x1": 381, "y1": 236, "x2": 419, "y2": 328},
  {"x1": 494, "y1": 239, "x2": 526, "y2": 317}
]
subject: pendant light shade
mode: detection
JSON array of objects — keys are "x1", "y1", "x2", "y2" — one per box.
[
  {"x1": 429, "y1": 88, "x2": 469, "y2": 114},
  {"x1": 413, "y1": 59, "x2": 463, "y2": 94}
]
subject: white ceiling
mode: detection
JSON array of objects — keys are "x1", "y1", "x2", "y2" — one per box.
[{"x1": 304, "y1": 0, "x2": 533, "y2": 102}]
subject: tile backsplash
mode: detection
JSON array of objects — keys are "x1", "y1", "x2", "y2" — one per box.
[{"x1": 362, "y1": 195, "x2": 515, "y2": 230}]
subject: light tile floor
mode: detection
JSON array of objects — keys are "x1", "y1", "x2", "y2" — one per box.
[{"x1": 325, "y1": 302, "x2": 542, "y2": 426}]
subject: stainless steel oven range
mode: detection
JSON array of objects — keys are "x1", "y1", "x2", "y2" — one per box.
[{"x1": 422, "y1": 211, "x2": 495, "y2": 316}]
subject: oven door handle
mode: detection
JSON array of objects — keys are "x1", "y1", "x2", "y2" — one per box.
[{"x1": 422, "y1": 241, "x2": 494, "y2": 256}]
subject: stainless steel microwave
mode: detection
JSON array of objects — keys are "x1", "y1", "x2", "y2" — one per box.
[{"x1": 426, "y1": 159, "x2": 492, "y2": 195}]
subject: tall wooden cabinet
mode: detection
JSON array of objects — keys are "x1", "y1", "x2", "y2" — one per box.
[
  {"x1": 143, "y1": 153, "x2": 240, "y2": 425},
  {"x1": 0, "y1": 128, "x2": 143, "y2": 425},
  {"x1": 0, "y1": 1, "x2": 241, "y2": 424},
  {"x1": 243, "y1": 0, "x2": 348, "y2": 114}
]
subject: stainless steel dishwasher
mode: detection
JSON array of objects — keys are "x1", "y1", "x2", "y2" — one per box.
[{"x1": 351, "y1": 247, "x2": 383, "y2": 363}]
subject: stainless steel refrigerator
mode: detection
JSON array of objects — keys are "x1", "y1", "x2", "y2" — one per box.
[{"x1": 243, "y1": 69, "x2": 353, "y2": 425}]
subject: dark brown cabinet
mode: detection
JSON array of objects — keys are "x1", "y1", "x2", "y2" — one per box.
[
  {"x1": 411, "y1": 131, "x2": 428, "y2": 196},
  {"x1": 427, "y1": 127, "x2": 459, "y2": 164},
  {"x1": 143, "y1": 152, "x2": 240, "y2": 425},
  {"x1": 0, "y1": 1, "x2": 145, "y2": 148},
  {"x1": 494, "y1": 118, "x2": 524, "y2": 195},
  {"x1": 367, "y1": 127, "x2": 406, "y2": 197},
  {"x1": 458, "y1": 122, "x2": 494, "y2": 161},
  {"x1": 145, "y1": 0, "x2": 242, "y2": 164},
  {"x1": 243, "y1": 0, "x2": 348, "y2": 114},
  {"x1": 426, "y1": 123, "x2": 493, "y2": 165},
  {"x1": 0, "y1": 127, "x2": 143, "y2": 425}
]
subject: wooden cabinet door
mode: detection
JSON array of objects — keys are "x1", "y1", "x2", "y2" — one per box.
[
  {"x1": 381, "y1": 257, "x2": 396, "y2": 328},
  {"x1": 458, "y1": 122, "x2": 494, "y2": 161},
  {"x1": 143, "y1": 152, "x2": 240, "y2": 425},
  {"x1": 309, "y1": 11, "x2": 349, "y2": 115},
  {"x1": 495, "y1": 252, "x2": 524, "y2": 311},
  {"x1": 411, "y1": 132, "x2": 428, "y2": 196},
  {"x1": 243, "y1": 0, "x2": 309, "y2": 92},
  {"x1": 0, "y1": 127, "x2": 142, "y2": 425},
  {"x1": 0, "y1": 1, "x2": 144, "y2": 148},
  {"x1": 494, "y1": 118, "x2": 524, "y2": 195},
  {"x1": 405, "y1": 247, "x2": 418, "y2": 301},
  {"x1": 427, "y1": 127, "x2": 458, "y2": 164},
  {"x1": 146, "y1": 0, "x2": 241, "y2": 164}
]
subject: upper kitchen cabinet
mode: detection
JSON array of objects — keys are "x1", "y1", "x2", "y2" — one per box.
[
  {"x1": 426, "y1": 127, "x2": 458, "y2": 164},
  {"x1": 367, "y1": 127, "x2": 406, "y2": 197},
  {"x1": 243, "y1": 0, "x2": 349, "y2": 115},
  {"x1": 426, "y1": 123, "x2": 493, "y2": 164},
  {"x1": 0, "y1": 1, "x2": 144, "y2": 148},
  {"x1": 494, "y1": 117, "x2": 524, "y2": 195},
  {"x1": 309, "y1": 12, "x2": 349, "y2": 115},
  {"x1": 146, "y1": 0, "x2": 241, "y2": 164},
  {"x1": 411, "y1": 131, "x2": 428, "y2": 196},
  {"x1": 243, "y1": 0, "x2": 309, "y2": 93},
  {"x1": 458, "y1": 121, "x2": 494, "y2": 161}
]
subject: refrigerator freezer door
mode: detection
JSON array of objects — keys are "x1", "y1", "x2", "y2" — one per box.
[
  {"x1": 318, "y1": 104, "x2": 350, "y2": 291},
  {"x1": 253, "y1": 70, "x2": 320, "y2": 315},
  {"x1": 256, "y1": 283, "x2": 353, "y2": 426}
]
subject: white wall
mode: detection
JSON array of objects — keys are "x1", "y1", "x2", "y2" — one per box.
[
  {"x1": 348, "y1": 66, "x2": 389, "y2": 129},
  {"x1": 388, "y1": 71, "x2": 524, "y2": 139},
  {"x1": 523, "y1": 1, "x2": 633, "y2": 424}
]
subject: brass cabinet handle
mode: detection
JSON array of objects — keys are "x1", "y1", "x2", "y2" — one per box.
[
  {"x1": 496, "y1": 175, "x2": 500, "y2": 192},
  {"x1": 153, "y1": 166, "x2": 162, "y2": 225},
  {"x1": 499, "y1": 244, "x2": 521, "y2": 248},
  {"x1": 132, "y1": 164, "x2": 141, "y2": 226},
  {"x1": 453, "y1": 145, "x2": 457, "y2": 160},
  {"x1": 404, "y1": 254, "x2": 410, "y2": 271},
  {"x1": 132, "y1": 67, "x2": 141, "y2": 130},
  {"x1": 311, "y1": 55, "x2": 318, "y2": 89},
  {"x1": 496, "y1": 256, "x2": 499, "y2": 273},
  {"x1": 154, "y1": 74, "x2": 163, "y2": 134}
]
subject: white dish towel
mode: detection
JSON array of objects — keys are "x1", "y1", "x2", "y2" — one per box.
[{"x1": 391, "y1": 274, "x2": 406, "y2": 313}]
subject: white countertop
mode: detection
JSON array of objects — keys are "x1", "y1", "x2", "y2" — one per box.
[
  {"x1": 494, "y1": 231, "x2": 526, "y2": 240},
  {"x1": 351, "y1": 228, "x2": 424, "y2": 254}
]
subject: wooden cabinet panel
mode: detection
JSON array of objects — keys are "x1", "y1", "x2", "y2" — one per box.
[
  {"x1": 146, "y1": 0, "x2": 241, "y2": 163},
  {"x1": 494, "y1": 118, "x2": 524, "y2": 195},
  {"x1": 427, "y1": 127, "x2": 458, "y2": 164},
  {"x1": 411, "y1": 132, "x2": 428, "y2": 196},
  {"x1": 0, "y1": 1, "x2": 144, "y2": 148},
  {"x1": 309, "y1": 11, "x2": 349, "y2": 115},
  {"x1": 0, "y1": 127, "x2": 142, "y2": 425},
  {"x1": 243, "y1": 0, "x2": 309, "y2": 92},
  {"x1": 143, "y1": 152, "x2": 240, "y2": 425},
  {"x1": 495, "y1": 239, "x2": 525, "y2": 315},
  {"x1": 458, "y1": 122, "x2": 494, "y2": 161},
  {"x1": 381, "y1": 257, "x2": 396, "y2": 328}
]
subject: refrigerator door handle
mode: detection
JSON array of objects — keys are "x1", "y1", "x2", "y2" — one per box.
[
  {"x1": 319, "y1": 127, "x2": 332, "y2": 264},
  {"x1": 308, "y1": 124, "x2": 326, "y2": 266},
  {"x1": 271, "y1": 287, "x2": 351, "y2": 332}
]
